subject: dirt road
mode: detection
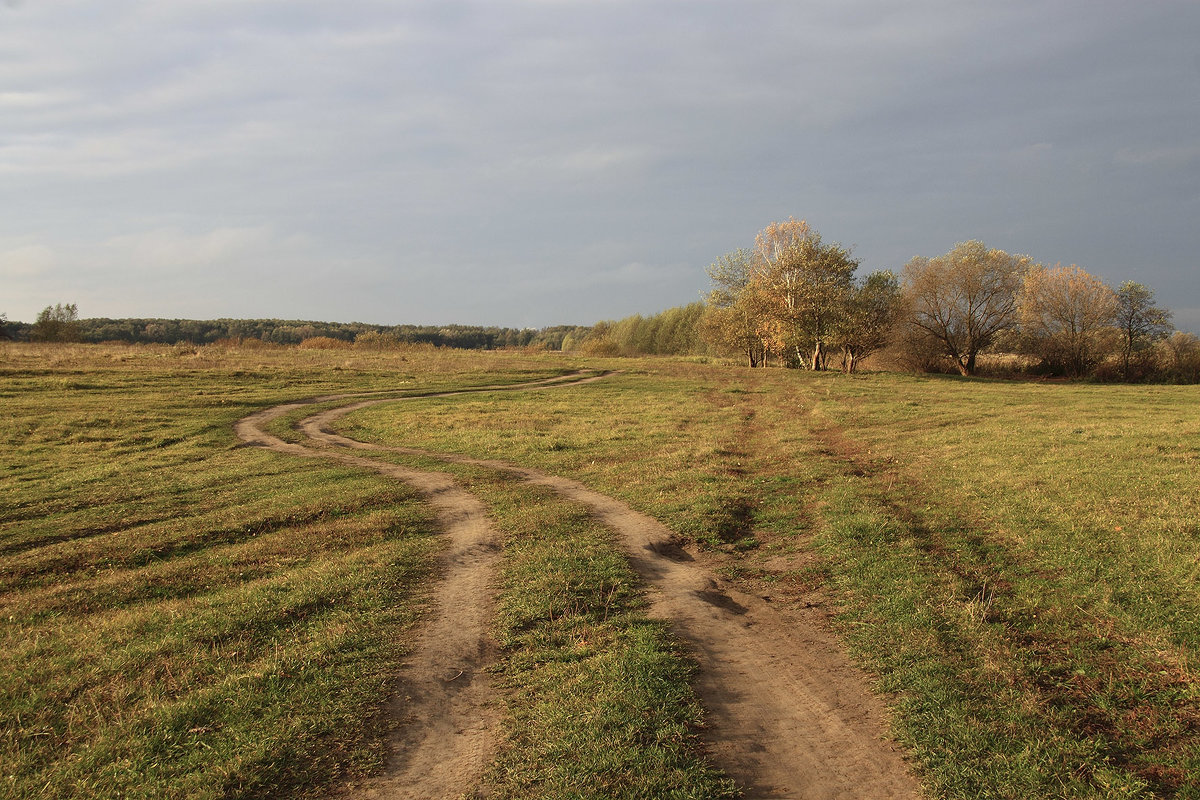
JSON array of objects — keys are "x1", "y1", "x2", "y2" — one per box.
[{"x1": 235, "y1": 372, "x2": 922, "y2": 799}]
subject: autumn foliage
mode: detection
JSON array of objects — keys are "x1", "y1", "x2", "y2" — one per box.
[
  {"x1": 1018, "y1": 264, "x2": 1118, "y2": 377},
  {"x1": 700, "y1": 219, "x2": 900, "y2": 372},
  {"x1": 700, "y1": 222, "x2": 1183, "y2": 380}
]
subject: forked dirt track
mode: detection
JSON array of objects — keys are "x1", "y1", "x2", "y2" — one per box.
[{"x1": 234, "y1": 372, "x2": 922, "y2": 800}]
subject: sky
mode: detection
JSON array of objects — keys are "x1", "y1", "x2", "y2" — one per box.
[{"x1": 2, "y1": 1, "x2": 1198, "y2": 331}]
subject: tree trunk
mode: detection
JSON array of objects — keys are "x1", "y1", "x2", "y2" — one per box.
[{"x1": 792, "y1": 344, "x2": 809, "y2": 370}]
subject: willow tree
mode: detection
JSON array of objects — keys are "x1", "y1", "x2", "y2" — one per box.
[
  {"x1": 903, "y1": 241, "x2": 1030, "y2": 376},
  {"x1": 1019, "y1": 263, "x2": 1118, "y2": 377}
]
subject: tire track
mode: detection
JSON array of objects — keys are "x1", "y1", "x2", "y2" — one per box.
[
  {"x1": 236, "y1": 371, "x2": 922, "y2": 799},
  {"x1": 234, "y1": 373, "x2": 605, "y2": 800}
]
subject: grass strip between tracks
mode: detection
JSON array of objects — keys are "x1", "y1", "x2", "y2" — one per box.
[
  {"x1": 463, "y1": 469, "x2": 737, "y2": 799},
  {"x1": 296, "y1": 437, "x2": 740, "y2": 797}
]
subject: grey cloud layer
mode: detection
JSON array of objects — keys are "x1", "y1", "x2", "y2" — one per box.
[{"x1": 2, "y1": 0, "x2": 1197, "y2": 329}]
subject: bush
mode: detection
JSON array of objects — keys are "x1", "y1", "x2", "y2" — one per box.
[
  {"x1": 882, "y1": 326, "x2": 954, "y2": 374},
  {"x1": 209, "y1": 336, "x2": 279, "y2": 350},
  {"x1": 298, "y1": 336, "x2": 352, "y2": 350},
  {"x1": 352, "y1": 331, "x2": 402, "y2": 350},
  {"x1": 973, "y1": 352, "x2": 1038, "y2": 378},
  {"x1": 580, "y1": 336, "x2": 623, "y2": 357},
  {"x1": 1157, "y1": 332, "x2": 1200, "y2": 383}
]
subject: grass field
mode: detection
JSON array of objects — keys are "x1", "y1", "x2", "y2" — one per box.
[
  {"x1": 0, "y1": 343, "x2": 572, "y2": 799},
  {"x1": 4, "y1": 342, "x2": 1199, "y2": 799},
  {"x1": 340, "y1": 362, "x2": 1200, "y2": 799}
]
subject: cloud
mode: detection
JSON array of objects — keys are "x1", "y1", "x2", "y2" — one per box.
[
  {"x1": 1114, "y1": 146, "x2": 1200, "y2": 168},
  {"x1": 33, "y1": 224, "x2": 392, "y2": 323},
  {"x1": 0, "y1": 243, "x2": 55, "y2": 278},
  {"x1": 0, "y1": 130, "x2": 201, "y2": 178},
  {"x1": 0, "y1": 90, "x2": 74, "y2": 109},
  {"x1": 0, "y1": 1, "x2": 1197, "y2": 327},
  {"x1": 100, "y1": 226, "x2": 300, "y2": 272},
  {"x1": 495, "y1": 145, "x2": 660, "y2": 185},
  {"x1": 588, "y1": 260, "x2": 692, "y2": 287}
]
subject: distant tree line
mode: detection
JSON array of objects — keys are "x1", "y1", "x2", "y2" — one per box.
[
  {"x1": 3, "y1": 309, "x2": 590, "y2": 351},
  {"x1": 9, "y1": 222, "x2": 1193, "y2": 382}
]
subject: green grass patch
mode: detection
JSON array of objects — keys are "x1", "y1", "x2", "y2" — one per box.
[{"x1": 463, "y1": 474, "x2": 736, "y2": 799}]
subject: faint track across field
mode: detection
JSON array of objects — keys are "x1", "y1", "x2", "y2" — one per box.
[{"x1": 234, "y1": 370, "x2": 921, "y2": 799}]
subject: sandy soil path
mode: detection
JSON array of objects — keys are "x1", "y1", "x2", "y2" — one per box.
[{"x1": 235, "y1": 372, "x2": 922, "y2": 799}]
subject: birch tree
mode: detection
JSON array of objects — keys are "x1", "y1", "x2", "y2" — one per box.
[{"x1": 753, "y1": 223, "x2": 857, "y2": 370}]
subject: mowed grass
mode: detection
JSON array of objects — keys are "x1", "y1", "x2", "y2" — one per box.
[
  {"x1": 7, "y1": 342, "x2": 1199, "y2": 799},
  {"x1": 805, "y1": 376, "x2": 1200, "y2": 799},
  {"x1": 0, "y1": 343, "x2": 573, "y2": 799},
  {"x1": 340, "y1": 362, "x2": 1200, "y2": 799}
]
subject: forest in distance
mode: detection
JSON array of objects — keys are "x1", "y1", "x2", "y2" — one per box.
[
  {"x1": 0, "y1": 312, "x2": 594, "y2": 353},
  {"x1": 6, "y1": 219, "x2": 1199, "y2": 383}
]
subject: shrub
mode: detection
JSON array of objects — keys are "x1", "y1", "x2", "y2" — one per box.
[
  {"x1": 1157, "y1": 332, "x2": 1200, "y2": 383},
  {"x1": 298, "y1": 336, "x2": 352, "y2": 350},
  {"x1": 353, "y1": 331, "x2": 402, "y2": 350}
]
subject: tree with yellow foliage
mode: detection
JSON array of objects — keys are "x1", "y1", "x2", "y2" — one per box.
[
  {"x1": 1019, "y1": 263, "x2": 1118, "y2": 377},
  {"x1": 751, "y1": 219, "x2": 858, "y2": 370},
  {"x1": 902, "y1": 241, "x2": 1030, "y2": 376},
  {"x1": 702, "y1": 219, "x2": 865, "y2": 369},
  {"x1": 700, "y1": 248, "x2": 775, "y2": 366}
]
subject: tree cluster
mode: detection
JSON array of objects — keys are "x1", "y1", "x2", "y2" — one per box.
[
  {"x1": 902, "y1": 243, "x2": 1176, "y2": 380},
  {"x1": 30, "y1": 303, "x2": 81, "y2": 343},
  {"x1": 698, "y1": 219, "x2": 901, "y2": 372},
  {"x1": 700, "y1": 224, "x2": 1187, "y2": 381}
]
